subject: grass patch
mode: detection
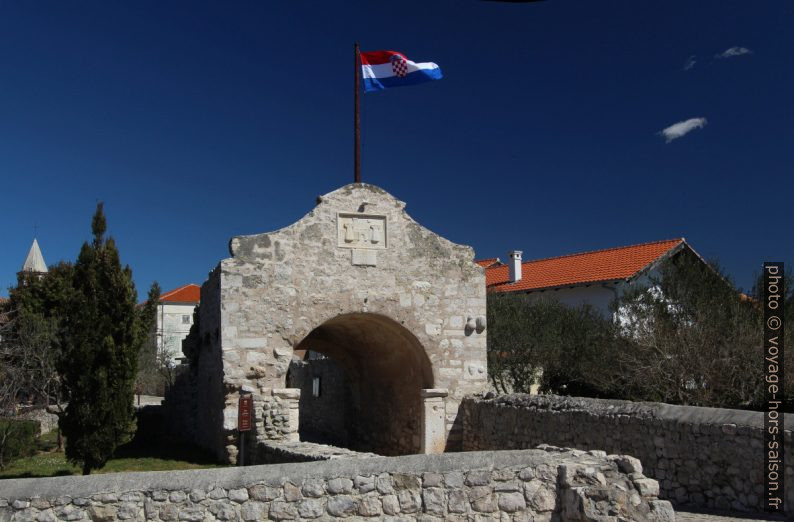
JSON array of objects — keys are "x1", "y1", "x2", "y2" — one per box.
[
  {"x1": 0, "y1": 407, "x2": 226, "y2": 479},
  {"x1": 0, "y1": 451, "x2": 222, "y2": 479}
]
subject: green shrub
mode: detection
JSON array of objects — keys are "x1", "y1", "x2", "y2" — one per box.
[
  {"x1": 0, "y1": 418, "x2": 40, "y2": 469},
  {"x1": 487, "y1": 253, "x2": 793, "y2": 411}
]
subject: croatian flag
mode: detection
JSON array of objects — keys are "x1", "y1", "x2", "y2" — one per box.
[{"x1": 360, "y1": 50, "x2": 442, "y2": 92}]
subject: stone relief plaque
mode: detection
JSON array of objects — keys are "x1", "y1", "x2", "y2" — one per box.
[{"x1": 337, "y1": 213, "x2": 387, "y2": 250}]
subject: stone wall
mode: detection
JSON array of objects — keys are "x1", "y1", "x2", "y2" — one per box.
[
  {"x1": 0, "y1": 448, "x2": 674, "y2": 521},
  {"x1": 170, "y1": 183, "x2": 489, "y2": 461},
  {"x1": 462, "y1": 393, "x2": 794, "y2": 515},
  {"x1": 287, "y1": 358, "x2": 352, "y2": 446},
  {"x1": 164, "y1": 267, "x2": 228, "y2": 461}
]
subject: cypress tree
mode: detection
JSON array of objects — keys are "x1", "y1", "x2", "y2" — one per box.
[{"x1": 59, "y1": 203, "x2": 140, "y2": 475}]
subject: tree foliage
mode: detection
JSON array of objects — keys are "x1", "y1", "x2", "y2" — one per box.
[
  {"x1": 5, "y1": 262, "x2": 74, "y2": 407},
  {"x1": 487, "y1": 251, "x2": 792, "y2": 411},
  {"x1": 57, "y1": 203, "x2": 144, "y2": 474},
  {"x1": 135, "y1": 282, "x2": 163, "y2": 396}
]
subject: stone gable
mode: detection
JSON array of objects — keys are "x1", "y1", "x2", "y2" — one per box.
[{"x1": 170, "y1": 184, "x2": 488, "y2": 462}]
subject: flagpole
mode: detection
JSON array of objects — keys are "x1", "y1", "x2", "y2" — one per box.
[{"x1": 354, "y1": 42, "x2": 361, "y2": 184}]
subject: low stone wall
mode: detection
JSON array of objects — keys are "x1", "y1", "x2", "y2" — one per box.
[
  {"x1": 462, "y1": 394, "x2": 794, "y2": 515},
  {"x1": 256, "y1": 440, "x2": 377, "y2": 464},
  {"x1": 0, "y1": 448, "x2": 673, "y2": 521},
  {"x1": 19, "y1": 407, "x2": 59, "y2": 436}
]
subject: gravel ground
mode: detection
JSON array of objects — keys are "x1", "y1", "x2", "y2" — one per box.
[{"x1": 133, "y1": 394, "x2": 163, "y2": 407}]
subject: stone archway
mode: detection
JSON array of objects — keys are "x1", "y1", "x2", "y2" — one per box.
[
  {"x1": 290, "y1": 313, "x2": 433, "y2": 456},
  {"x1": 170, "y1": 184, "x2": 489, "y2": 463}
]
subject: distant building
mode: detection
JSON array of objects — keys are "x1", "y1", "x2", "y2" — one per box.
[
  {"x1": 479, "y1": 238, "x2": 702, "y2": 317},
  {"x1": 156, "y1": 284, "x2": 200, "y2": 364},
  {"x1": 17, "y1": 238, "x2": 48, "y2": 282}
]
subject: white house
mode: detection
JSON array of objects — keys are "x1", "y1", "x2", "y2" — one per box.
[
  {"x1": 156, "y1": 284, "x2": 200, "y2": 364},
  {"x1": 478, "y1": 238, "x2": 702, "y2": 317}
]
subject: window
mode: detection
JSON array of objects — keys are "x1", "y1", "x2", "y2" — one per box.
[
  {"x1": 182, "y1": 315, "x2": 191, "y2": 324},
  {"x1": 312, "y1": 377, "x2": 321, "y2": 398}
]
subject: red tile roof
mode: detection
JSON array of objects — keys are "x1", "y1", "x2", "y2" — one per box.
[
  {"x1": 482, "y1": 239, "x2": 685, "y2": 293},
  {"x1": 160, "y1": 284, "x2": 201, "y2": 303},
  {"x1": 475, "y1": 258, "x2": 502, "y2": 268}
]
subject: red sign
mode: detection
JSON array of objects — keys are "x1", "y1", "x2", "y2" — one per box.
[{"x1": 238, "y1": 395, "x2": 253, "y2": 432}]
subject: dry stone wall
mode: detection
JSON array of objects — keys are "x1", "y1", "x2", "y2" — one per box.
[
  {"x1": 462, "y1": 394, "x2": 794, "y2": 516},
  {"x1": 0, "y1": 448, "x2": 674, "y2": 521}
]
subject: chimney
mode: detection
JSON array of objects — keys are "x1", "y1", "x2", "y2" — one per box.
[{"x1": 508, "y1": 250, "x2": 522, "y2": 283}]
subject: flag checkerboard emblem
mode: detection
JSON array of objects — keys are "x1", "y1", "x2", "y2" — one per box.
[{"x1": 390, "y1": 55, "x2": 408, "y2": 78}]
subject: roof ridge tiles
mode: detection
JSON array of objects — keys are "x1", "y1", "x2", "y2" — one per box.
[{"x1": 520, "y1": 238, "x2": 684, "y2": 265}]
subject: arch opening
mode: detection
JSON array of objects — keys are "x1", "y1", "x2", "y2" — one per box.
[{"x1": 288, "y1": 313, "x2": 433, "y2": 455}]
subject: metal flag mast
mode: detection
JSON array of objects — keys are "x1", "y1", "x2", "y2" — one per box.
[{"x1": 354, "y1": 42, "x2": 362, "y2": 184}]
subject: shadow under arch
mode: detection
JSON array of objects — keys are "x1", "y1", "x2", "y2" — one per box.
[{"x1": 292, "y1": 312, "x2": 434, "y2": 455}]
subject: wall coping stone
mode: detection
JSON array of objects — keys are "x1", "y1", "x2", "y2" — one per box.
[
  {"x1": 474, "y1": 393, "x2": 793, "y2": 430},
  {"x1": 1, "y1": 449, "x2": 600, "y2": 502}
]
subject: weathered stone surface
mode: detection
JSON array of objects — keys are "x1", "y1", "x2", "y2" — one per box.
[
  {"x1": 248, "y1": 485, "x2": 278, "y2": 502},
  {"x1": 296, "y1": 498, "x2": 324, "y2": 519},
  {"x1": 357, "y1": 496, "x2": 382, "y2": 517},
  {"x1": 634, "y1": 477, "x2": 661, "y2": 498},
  {"x1": 469, "y1": 486, "x2": 497, "y2": 513},
  {"x1": 169, "y1": 490, "x2": 187, "y2": 503},
  {"x1": 465, "y1": 470, "x2": 491, "y2": 486},
  {"x1": 326, "y1": 495, "x2": 356, "y2": 517},
  {"x1": 326, "y1": 478, "x2": 353, "y2": 495},
  {"x1": 354, "y1": 475, "x2": 376, "y2": 493},
  {"x1": 90, "y1": 493, "x2": 116, "y2": 505},
  {"x1": 421, "y1": 488, "x2": 446, "y2": 515},
  {"x1": 381, "y1": 494, "x2": 400, "y2": 515},
  {"x1": 268, "y1": 501, "x2": 297, "y2": 520},
  {"x1": 397, "y1": 489, "x2": 422, "y2": 513},
  {"x1": 422, "y1": 473, "x2": 443, "y2": 488},
  {"x1": 240, "y1": 501, "x2": 267, "y2": 521},
  {"x1": 160, "y1": 503, "x2": 179, "y2": 521},
  {"x1": 614, "y1": 455, "x2": 643, "y2": 475},
  {"x1": 176, "y1": 507, "x2": 204, "y2": 521},
  {"x1": 497, "y1": 492, "x2": 526, "y2": 513},
  {"x1": 164, "y1": 183, "x2": 489, "y2": 460},
  {"x1": 300, "y1": 480, "x2": 325, "y2": 498},
  {"x1": 447, "y1": 489, "x2": 468, "y2": 514},
  {"x1": 0, "y1": 448, "x2": 684, "y2": 522},
  {"x1": 393, "y1": 474, "x2": 421, "y2": 491},
  {"x1": 376, "y1": 473, "x2": 394, "y2": 495},
  {"x1": 208, "y1": 488, "x2": 228, "y2": 500},
  {"x1": 463, "y1": 393, "x2": 794, "y2": 516},
  {"x1": 228, "y1": 488, "x2": 249, "y2": 503},
  {"x1": 116, "y1": 502, "x2": 139, "y2": 520},
  {"x1": 212, "y1": 502, "x2": 239, "y2": 521},
  {"x1": 524, "y1": 480, "x2": 556, "y2": 512},
  {"x1": 282, "y1": 482, "x2": 301, "y2": 502},
  {"x1": 649, "y1": 499, "x2": 676, "y2": 522},
  {"x1": 119, "y1": 492, "x2": 143, "y2": 503},
  {"x1": 87, "y1": 504, "x2": 117, "y2": 522}
]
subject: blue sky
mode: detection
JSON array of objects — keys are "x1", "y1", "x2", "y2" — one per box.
[{"x1": 1, "y1": 1, "x2": 791, "y2": 298}]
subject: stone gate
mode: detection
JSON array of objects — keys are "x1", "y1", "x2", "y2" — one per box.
[{"x1": 168, "y1": 184, "x2": 488, "y2": 463}]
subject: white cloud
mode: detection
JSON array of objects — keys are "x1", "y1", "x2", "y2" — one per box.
[
  {"x1": 715, "y1": 46, "x2": 752, "y2": 59},
  {"x1": 683, "y1": 55, "x2": 697, "y2": 70},
  {"x1": 658, "y1": 117, "x2": 708, "y2": 143}
]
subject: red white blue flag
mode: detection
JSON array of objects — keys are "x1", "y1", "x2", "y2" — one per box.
[{"x1": 360, "y1": 51, "x2": 442, "y2": 92}]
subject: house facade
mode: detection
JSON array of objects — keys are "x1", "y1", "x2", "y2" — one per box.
[
  {"x1": 156, "y1": 284, "x2": 200, "y2": 364},
  {"x1": 479, "y1": 238, "x2": 697, "y2": 317}
]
